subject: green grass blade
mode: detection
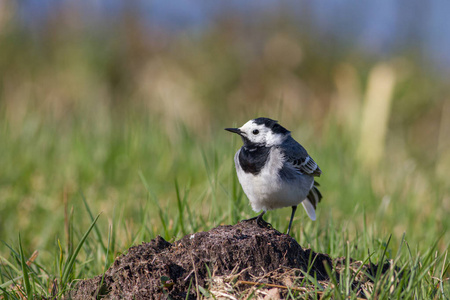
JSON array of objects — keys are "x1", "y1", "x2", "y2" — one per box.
[
  {"x1": 18, "y1": 234, "x2": 33, "y2": 299},
  {"x1": 97, "y1": 224, "x2": 112, "y2": 297},
  {"x1": 185, "y1": 278, "x2": 193, "y2": 300},
  {"x1": 61, "y1": 213, "x2": 101, "y2": 286},
  {"x1": 323, "y1": 259, "x2": 343, "y2": 300},
  {"x1": 80, "y1": 191, "x2": 107, "y2": 254},
  {"x1": 0, "y1": 254, "x2": 20, "y2": 274},
  {"x1": 174, "y1": 179, "x2": 186, "y2": 235},
  {"x1": 139, "y1": 171, "x2": 169, "y2": 238},
  {"x1": 0, "y1": 285, "x2": 12, "y2": 299}
]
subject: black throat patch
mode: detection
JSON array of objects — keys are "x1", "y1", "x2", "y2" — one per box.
[{"x1": 238, "y1": 145, "x2": 271, "y2": 175}]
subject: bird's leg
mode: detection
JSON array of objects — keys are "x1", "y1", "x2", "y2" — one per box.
[
  {"x1": 242, "y1": 211, "x2": 272, "y2": 228},
  {"x1": 255, "y1": 211, "x2": 272, "y2": 228},
  {"x1": 242, "y1": 211, "x2": 264, "y2": 222},
  {"x1": 287, "y1": 205, "x2": 297, "y2": 235}
]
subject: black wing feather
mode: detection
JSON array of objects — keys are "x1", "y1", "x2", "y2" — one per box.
[{"x1": 281, "y1": 136, "x2": 322, "y2": 177}]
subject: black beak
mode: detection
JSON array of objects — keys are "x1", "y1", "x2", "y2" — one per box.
[{"x1": 225, "y1": 128, "x2": 242, "y2": 135}]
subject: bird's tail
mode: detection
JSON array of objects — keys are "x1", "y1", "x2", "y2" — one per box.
[{"x1": 302, "y1": 181, "x2": 322, "y2": 221}]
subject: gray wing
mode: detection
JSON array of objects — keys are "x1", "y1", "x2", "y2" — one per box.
[{"x1": 281, "y1": 136, "x2": 322, "y2": 177}]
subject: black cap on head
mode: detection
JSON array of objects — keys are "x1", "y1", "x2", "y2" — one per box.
[{"x1": 253, "y1": 117, "x2": 290, "y2": 135}]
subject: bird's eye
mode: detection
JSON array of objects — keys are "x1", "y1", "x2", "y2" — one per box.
[{"x1": 252, "y1": 129, "x2": 259, "y2": 135}]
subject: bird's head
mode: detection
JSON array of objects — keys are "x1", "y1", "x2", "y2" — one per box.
[{"x1": 225, "y1": 117, "x2": 290, "y2": 147}]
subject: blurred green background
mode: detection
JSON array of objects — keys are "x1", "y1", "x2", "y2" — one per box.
[{"x1": 0, "y1": 0, "x2": 449, "y2": 273}]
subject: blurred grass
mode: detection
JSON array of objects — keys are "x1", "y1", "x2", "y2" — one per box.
[{"x1": 0, "y1": 3, "x2": 449, "y2": 298}]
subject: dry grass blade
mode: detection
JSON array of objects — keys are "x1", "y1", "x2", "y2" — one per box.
[
  {"x1": 237, "y1": 280, "x2": 309, "y2": 292},
  {"x1": 190, "y1": 253, "x2": 200, "y2": 300},
  {"x1": 236, "y1": 280, "x2": 367, "y2": 300},
  {"x1": 26, "y1": 250, "x2": 39, "y2": 267}
]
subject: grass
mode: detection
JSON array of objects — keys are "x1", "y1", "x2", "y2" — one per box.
[
  {"x1": 0, "y1": 110, "x2": 448, "y2": 298},
  {"x1": 0, "y1": 8, "x2": 449, "y2": 297}
]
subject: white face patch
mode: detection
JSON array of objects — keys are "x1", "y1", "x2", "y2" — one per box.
[{"x1": 239, "y1": 120, "x2": 288, "y2": 146}]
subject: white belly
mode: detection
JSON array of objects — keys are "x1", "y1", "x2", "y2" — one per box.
[{"x1": 235, "y1": 148, "x2": 313, "y2": 212}]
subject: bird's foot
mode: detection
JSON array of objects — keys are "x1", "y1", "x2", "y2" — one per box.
[
  {"x1": 241, "y1": 216, "x2": 258, "y2": 222},
  {"x1": 256, "y1": 216, "x2": 272, "y2": 229},
  {"x1": 241, "y1": 212, "x2": 272, "y2": 229}
]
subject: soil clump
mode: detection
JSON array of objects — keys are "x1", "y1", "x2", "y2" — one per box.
[{"x1": 71, "y1": 221, "x2": 388, "y2": 299}]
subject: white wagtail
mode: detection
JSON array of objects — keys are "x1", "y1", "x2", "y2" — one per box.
[{"x1": 225, "y1": 117, "x2": 322, "y2": 235}]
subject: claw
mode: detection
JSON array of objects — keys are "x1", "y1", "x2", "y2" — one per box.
[
  {"x1": 241, "y1": 211, "x2": 272, "y2": 229},
  {"x1": 256, "y1": 213, "x2": 272, "y2": 228}
]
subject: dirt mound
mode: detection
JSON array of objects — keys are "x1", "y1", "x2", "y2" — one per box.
[{"x1": 70, "y1": 221, "x2": 377, "y2": 299}]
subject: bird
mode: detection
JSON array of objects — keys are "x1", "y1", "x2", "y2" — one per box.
[{"x1": 225, "y1": 117, "x2": 322, "y2": 235}]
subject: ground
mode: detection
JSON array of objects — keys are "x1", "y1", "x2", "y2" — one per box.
[{"x1": 70, "y1": 220, "x2": 394, "y2": 299}]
